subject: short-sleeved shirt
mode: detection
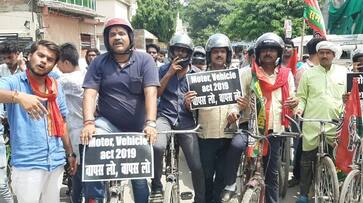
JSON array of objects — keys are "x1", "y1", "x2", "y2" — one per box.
[
  {"x1": 0, "y1": 72, "x2": 68, "y2": 171},
  {"x1": 158, "y1": 64, "x2": 199, "y2": 128},
  {"x1": 59, "y1": 70, "x2": 86, "y2": 162},
  {"x1": 0, "y1": 63, "x2": 23, "y2": 78},
  {"x1": 83, "y1": 51, "x2": 160, "y2": 132}
]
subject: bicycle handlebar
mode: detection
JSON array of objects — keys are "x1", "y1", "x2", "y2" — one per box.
[
  {"x1": 295, "y1": 114, "x2": 340, "y2": 126},
  {"x1": 158, "y1": 124, "x2": 201, "y2": 135},
  {"x1": 242, "y1": 129, "x2": 300, "y2": 141}
]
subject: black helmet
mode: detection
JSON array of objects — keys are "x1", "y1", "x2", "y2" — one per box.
[
  {"x1": 192, "y1": 46, "x2": 206, "y2": 65},
  {"x1": 247, "y1": 45, "x2": 255, "y2": 57},
  {"x1": 205, "y1": 33, "x2": 233, "y2": 66},
  {"x1": 353, "y1": 48, "x2": 363, "y2": 62},
  {"x1": 254, "y1": 32, "x2": 284, "y2": 65},
  {"x1": 168, "y1": 33, "x2": 194, "y2": 62}
]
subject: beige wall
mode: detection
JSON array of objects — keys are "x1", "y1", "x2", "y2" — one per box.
[
  {"x1": 97, "y1": 0, "x2": 130, "y2": 21},
  {"x1": 42, "y1": 13, "x2": 95, "y2": 52},
  {"x1": 0, "y1": 11, "x2": 36, "y2": 38},
  {"x1": 42, "y1": 14, "x2": 80, "y2": 50}
]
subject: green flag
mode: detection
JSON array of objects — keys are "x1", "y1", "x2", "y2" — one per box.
[
  {"x1": 304, "y1": 0, "x2": 327, "y2": 37},
  {"x1": 328, "y1": 0, "x2": 363, "y2": 34}
]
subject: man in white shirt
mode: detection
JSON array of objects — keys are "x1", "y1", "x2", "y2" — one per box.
[
  {"x1": 0, "y1": 42, "x2": 26, "y2": 77},
  {"x1": 57, "y1": 43, "x2": 85, "y2": 203}
]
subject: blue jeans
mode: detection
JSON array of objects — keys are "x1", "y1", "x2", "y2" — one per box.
[
  {"x1": 71, "y1": 145, "x2": 83, "y2": 203},
  {"x1": 263, "y1": 136, "x2": 282, "y2": 203},
  {"x1": 0, "y1": 136, "x2": 13, "y2": 203},
  {"x1": 224, "y1": 131, "x2": 248, "y2": 186},
  {"x1": 199, "y1": 138, "x2": 230, "y2": 203},
  {"x1": 152, "y1": 117, "x2": 205, "y2": 203},
  {"x1": 83, "y1": 117, "x2": 149, "y2": 203}
]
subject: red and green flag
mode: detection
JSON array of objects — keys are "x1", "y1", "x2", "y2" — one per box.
[
  {"x1": 304, "y1": 0, "x2": 327, "y2": 37},
  {"x1": 336, "y1": 78, "x2": 363, "y2": 174}
]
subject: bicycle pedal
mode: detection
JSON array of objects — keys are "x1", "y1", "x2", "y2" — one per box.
[{"x1": 180, "y1": 192, "x2": 193, "y2": 200}]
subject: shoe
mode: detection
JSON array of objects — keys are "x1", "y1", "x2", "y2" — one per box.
[
  {"x1": 149, "y1": 189, "x2": 164, "y2": 203},
  {"x1": 288, "y1": 176, "x2": 299, "y2": 188},
  {"x1": 220, "y1": 189, "x2": 236, "y2": 202},
  {"x1": 296, "y1": 195, "x2": 308, "y2": 203}
]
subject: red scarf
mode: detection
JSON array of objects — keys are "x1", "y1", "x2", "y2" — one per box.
[
  {"x1": 252, "y1": 62, "x2": 291, "y2": 132},
  {"x1": 26, "y1": 69, "x2": 65, "y2": 137}
]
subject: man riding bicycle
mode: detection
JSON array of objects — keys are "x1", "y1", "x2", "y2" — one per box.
[
  {"x1": 295, "y1": 41, "x2": 347, "y2": 203},
  {"x1": 150, "y1": 33, "x2": 205, "y2": 203},
  {"x1": 225, "y1": 32, "x2": 298, "y2": 203},
  {"x1": 81, "y1": 18, "x2": 160, "y2": 203},
  {"x1": 184, "y1": 33, "x2": 240, "y2": 203}
]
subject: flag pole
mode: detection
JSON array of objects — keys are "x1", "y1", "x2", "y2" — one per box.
[{"x1": 299, "y1": 19, "x2": 306, "y2": 60}]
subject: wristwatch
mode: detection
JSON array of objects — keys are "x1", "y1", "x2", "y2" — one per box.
[
  {"x1": 66, "y1": 152, "x2": 76, "y2": 158},
  {"x1": 145, "y1": 120, "x2": 157, "y2": 128}
]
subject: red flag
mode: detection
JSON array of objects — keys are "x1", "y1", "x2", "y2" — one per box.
[
  {"x1": 336, "y1": 78, "x2": 362, "y2": 174},
  {"x1": 286, "y1": 49, "x2": 298, "y2": 76},
  {"x1": 304, "y1": 0, "x2": 327, "y2": 37}
]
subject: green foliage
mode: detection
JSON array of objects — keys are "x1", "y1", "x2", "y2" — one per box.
[
  {"x1": 182, "y1": 0, "x2": 312, "y2": 44},
  {"x1": 220, "y1": 0, "x2": 309, "y2": 41},
  {"x1": 182, "y1": 0, "x2": 237, "y2": 45},
  {"x1": 131, "y1": 0, "x2": 180, "y2": 42}
]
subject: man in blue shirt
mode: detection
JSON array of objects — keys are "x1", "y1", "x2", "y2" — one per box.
[
  {"x1": 150, "y1": 33, "x2": 205, "y2": 203},
  {"x1": 0, "y1": 40, "x2": 76, "y2": 203},
  {"x1": 81, "y1": 18, "x2": 159, "y2": 203}
]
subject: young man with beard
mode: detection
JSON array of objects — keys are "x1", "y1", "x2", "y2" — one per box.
[
  {"x1": 0, "y1": 40, "x2": 77, "y2": 203},
  {"x1": 81, "y1": 18, "x2": 159, "y2": 203},
  {"x1": 0, "y1": 41, "x2": 26, "y2": 76},
  {"x1": 150, "y1": 33, "x2": 205, "y2": 203}
]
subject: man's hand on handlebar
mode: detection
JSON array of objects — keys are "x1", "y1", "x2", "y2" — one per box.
[{"x1": 144, "y1": 126, "x2": 157, "y2": 144}]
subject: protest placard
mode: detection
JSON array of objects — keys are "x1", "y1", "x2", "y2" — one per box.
[
  {"x1": 82, "y1": 133, "x2": 153, "y2": 182},
  {"x1": 186, "y1": 68, "x2": 243, "y2": 109}
]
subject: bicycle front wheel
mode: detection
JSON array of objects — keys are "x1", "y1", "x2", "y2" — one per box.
[
  {"x1": 163, "y1": 182, "x2": 179, "y2": 203},
  {"x1": 315, "y1": 156, "x2": 340, "y2": 203},
  {"x1": 339, "y1": 169, "x2": 361, "y2": 203},
  {"x1": 241, "y1": 186, "x2": 262, "y2": 203}
]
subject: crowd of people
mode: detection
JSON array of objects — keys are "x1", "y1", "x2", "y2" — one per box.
[{"x1": 0, "y1": 17, "x2": 362, "y2": 203}]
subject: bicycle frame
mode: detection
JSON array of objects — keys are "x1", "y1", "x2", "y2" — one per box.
[
  {"x1": 351, "y1": 138, "x2": 363, "y2": 201},
  {"x1": 164, "y1": 131, "x2": 180, "y2": 199},
  {"x1": 159, "y1": 125, "x2": 200, "y2": 203},
  {"x1": 296, "y1": 115, "x2": 340, "y2": 203}
]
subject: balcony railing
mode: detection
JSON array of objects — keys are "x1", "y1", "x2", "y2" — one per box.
[
  {"x1": 37, "y1": 0, "x2": 98, "y2": 17},
  {"x1": 57, "y1": 0, "x2": 96, "y2": 10}
]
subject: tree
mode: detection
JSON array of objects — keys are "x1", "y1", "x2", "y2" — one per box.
[
  {"x1": 220, "y1": 0, "x2": 310, "y2": 41},
  {"x1": 182, "y1": 0, "x2": 237, "y2": 45},
  {"x1": 131, "y1": 0, "x2": 180, "y2": 42}
]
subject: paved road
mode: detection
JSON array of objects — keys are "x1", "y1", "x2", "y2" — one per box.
[{"x1": 60, "y1": 149, "x2": 304, "y2": 203}]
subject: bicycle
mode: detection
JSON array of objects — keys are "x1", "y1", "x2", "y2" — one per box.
[
  {"x1": 278, "y1": 133, "x2": 292, "y2": 198},
  {"x1": 339, "y1": 133, "x2": 362, "y2": 203},
  {"x1": 106, "y1": 180, "x2": 127, "y2": 203},
  {"x1": 295, "y1": 115, "x2": 340, "y2": 203},
  {"x1": 223, "y1": 115, "x2": 300, "y2": 203},
  {"x1": 158, "y1": 125, "x2": 200, "y2": 203},
  {"x1": 84, "y1": 125, "x2": 200, "y2": 203}
]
